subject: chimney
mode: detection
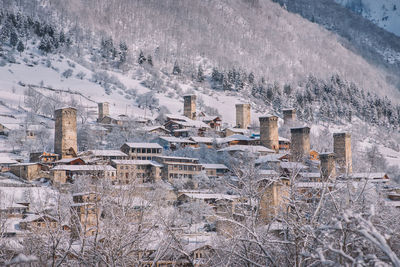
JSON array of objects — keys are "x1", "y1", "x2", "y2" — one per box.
[
  {"x1": 333, "y1": 132, "x2": 352, "y2": 174},
  {"x1": 259, "y1": 115, "x2": 279, "y2": 152},
  {"x1": 235, "y1": 103, "x2": 251, "y2": 129},
  {"x1": 282, "y1": 109, "x2": 296, "y2": 125},
  {"x1": 320, "y1": 152, "x2": 336, "y2": 180},
  {"x1": 290, "y1": 127, "x2": 310, "y2": 161},
  {"x1": 183, "y1": 95, "x2": 196, "y2": 120},
  {"x1": 98, "y1": 102, "x2": 109, "y2": 121}
]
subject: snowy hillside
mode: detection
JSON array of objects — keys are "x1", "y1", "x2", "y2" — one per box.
[
  {"x1": 335, "y1": 0, "x2": 400, "y2": 36},
  {"x1": 4, "y1": 0, "x2": 400, "y2": 99}
]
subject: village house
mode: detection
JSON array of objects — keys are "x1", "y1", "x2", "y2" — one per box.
[
  {"x1": 0, "y1": 123, "x2": 22, "y2": 136},
  {"x1": 19, "y1": 214, "x2": 59, "y2": 231},
  {"x1": 201, "y1": 116, "x2": 222, "y2": 131},
  {"x1": 70, "y1": 192, "x2": 101, "y2": 238},
  {"x1": 164, "y1": 114, "x2": 210, "y2": 137},
  {"x1": 152, "y1": 136, "x2": 196, "y2": 150},
  {"x1": 142, "y1": 125, "x2": 171, "y2": 135},
  {"x1": 54, "y1": 157, "x2": 86, "y2": 166},
  {"x1": 0, "y1": 157, "x2": 19, "y2": 172},
  {"x1": 9, "y1": 163, "x2": 47, "y2": 181},
  {"x1": 224, "y1": 127, "x2": 248, "y2": 137},
  {"x1": 177, "y1": 192, "x2": 241, "y2": 216},
  {"x1": 120, "y1": 142, "x2": 163, "y2": 160},
  {"x1": 154, "y1": 156, "x2": 203, "y2": 181},
  {"x1": 79, "y1": 149, "x2": 128, "y2": 163},
  {"x1": 50, "y1": 165, "x2": 116, "y2": 184},
  {"x1": 29, "y1": 152, "x2": 59, "y2": 164},
  {"x1": 279, "y1": 136, "x2": 291, "y2": 151},
  {"x1": 111, "y1": 159, "x2": 163, "y2": 184},
  {"x1": 217, "y1": 145, "x2": 275, "y2": 156},
  {"x1": 202, "y1": 164, "x2": 229, "y2": 177}
]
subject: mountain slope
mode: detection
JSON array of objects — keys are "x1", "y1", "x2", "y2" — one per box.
[
  {"x1": 335, "y1": 0, "x2": 400, "y2": 37},
  {"x1": 5, "y1": 0, "x2": 400, "y2": 99}
]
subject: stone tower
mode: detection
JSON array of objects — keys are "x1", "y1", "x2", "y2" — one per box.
[
  {"x1": 290, "y1": 127, "x2": 310, "y2": 161},
  {"x1": 98, "y1": 102, "x2": 109, "y2": 121},
  {"x1": 183, "y1": 95, "x2": 196, "y2": 120},
  {"x1": 259, "y1": 115, "x2": 279, "y2": 152},
  {"x1": 54, "y1": 107, "x2": 77, "y2": 159},
  {"x1": 333, "y1": 132, "x2": 352, "y2": 174},
  {"x1": 235, "y1": 103, "x2": 251, "y2": 129},
  {"x1": 282, "y1": 109, "x2": 296, "y2": 125},
  {"x1": 320, "y1": 152, "x2": 336, "y2": 180}
]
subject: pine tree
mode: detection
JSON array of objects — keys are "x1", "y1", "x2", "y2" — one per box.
[
  {"x1": 197, "y1": 65, "x2": 204, "y2": 82},
  {"x1": 172, "y1": 61, "x2": 181, "y2": 75},
  {"x1": 138, "y1": 50, "x2": 146, "y2": 65},
  {"x1": 17, "y1": 40, "x2": 24, "y2": 55},
  {"x1": 9, "y1": 31, "x2": 18, "y2": 47},
  {"x1": 248, "y1": 72, "x2": 255, "y2": 84},
  {"x1": 147, "y1": 55, "x2": 153, "y2": 66},
  {"x1": 119, "y1": 41, "x2": 128, "y2": 64}
]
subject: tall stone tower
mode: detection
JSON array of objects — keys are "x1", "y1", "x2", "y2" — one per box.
[
  {"x1": 333, "y1": 132, "x2": 352, "y2": 174},
  {"x1": 98, "y1": 102, "x2": 109, "y2": 121},
  {"x1": 236, "y1": 103, "x2": 251, "y2": 129},
  {"x1": 54, "y1": 107, "x2": 77, "y2": 159},
  {"x1": 183, "y1": 95, "x2": 196, "y2": 120},
  {"x1": 320, "y1": 153, "x2": 336, "y2": 180},
  {"x1": 282, "y1": 109, "x2": 296, "y2": 125},
  {"x1": 259, "y1": 115, "x2": 279, "y2": 152},
  {"x1": 290, "y1": 127, "x2": 310, "y2": 161}
]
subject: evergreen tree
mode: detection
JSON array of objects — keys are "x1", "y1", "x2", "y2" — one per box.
[
  {"x1": 147, "y1": 55, "x2": 153, "y2": 66},
  {"x1": 172, "y1": 61, "x2": 181, "y2": 75},
  {"x1": 197, "y1": 65, "x2": 204, "y2": 82},
  {"x1": 119, "y1": 41, "x2": 128, "y2": 64},
  {"x1": 17, "y1": 40, "x2": 24, "y2": 55},
  {"x1": 248, "y1": 72, "x2": 255, "y2": 84},
  {"x1": 9, "y1": 31, "x2": 18, "y2": 47},
  {"x1": 138, "y1": 50, "x2": 146, "y2": 64},
  {"x1": 38, "y1": 35, "x2": 53, "y2": 54}
]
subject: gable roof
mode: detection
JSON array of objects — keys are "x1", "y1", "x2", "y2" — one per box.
[{"x1": 123, "y1": 143, "x2": 163, "y2": 149}]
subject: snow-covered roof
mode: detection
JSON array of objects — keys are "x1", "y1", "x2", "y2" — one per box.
[
  {"x1": 226, "y1": 128, "x2": 248, "y2": 133},
  {"x1": 383, "y1": 200, "x2": 400, "y2": 207},
  {"x1": 202, "y1": 164, "x2": 229, "y2": 170},
  {"x1": 347, "y1": 173, "x2": 388, "y2": 180},
  {"x1": 87, "y1": 150, "x2": 127, "y2": 157},
  {"x1": 0, "y1": 123, "x2": 22, "y2": 130},
  {"x1": 189, "y1": 136, "x2": 225, "y2": 144},
  {"x1": 112, "y1": 160, "x2": 163, "y2": 167},
  {"x1": 226, "y1": 134, "x2": 253, "y2": 141},
  {"x1": 55, "y1": 157, "x2": 84, "y2": 164},
  {"x1": 279, "y1": 136, "x2": 290, "y2": 142},
  {"x1": 299, "y1": 172, "x2": 321, "y2": 178},
  {"x1": 51, "y1": 165, "x2": 116, "y2": 171},
  {"x1": 259, "y1": 170, "x2": 279, "y2": 176},
  {"x1": 296, "y1": 182, "x2": 335, "y2": 188},
  {"x1": 157, "y1": 155, "x2": 199, "y2": 161},
  {"x1": 169, "y1": 119, "x2": 210, "y2": 129},
  {"x1": 280, "y1": 162, "x2": 307, "y2": 170},
  {"x1": 180, "y1": 192, "x2": 240, "y2": 201},
  {"x1": 156, "y1": 136, "x2": 196, "y2": 144},
  {"x1": 201, "y1": 115, "x2": 221, "y2": 122},
  {"x1": 0, "y1": 157, "x2": 18, "y2": 165},
  {"x1": 255, "y1": 154, "x2": 287, "y2": 164},
  {"x1": 142, "y1": 125, "x2": 170, "y2": 132},
  {"x1": 218, "y1": 145, "x2": 275, "y2": 154},
  {"x1": 123, "y1": 142, "x2": 163, "y2": 149}
]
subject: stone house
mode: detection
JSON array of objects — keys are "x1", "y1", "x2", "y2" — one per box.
[
  {"x1": 154, "y1": 156, "x2": 203, "y2": 181},
  {"x1": 111, "y1": 159, "x2": 163, "y2": 184},
  {"x1": 9, "y1": 163, "x2": 46, "y2": 181},
  {"x1": 120, "y1": 143, "x2": 163, "y2": 160}
]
